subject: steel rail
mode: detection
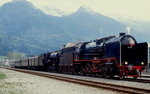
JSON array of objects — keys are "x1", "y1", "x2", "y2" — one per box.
[
  {"x1": 112, "y1": 77, "x2": 150, "y2": 84},
  {"x1": 141, "y1": 75, "x2": 150, "y2": 78},
  {"x1": 125, "y1": 78, "x2": 150, "y2": 83}
]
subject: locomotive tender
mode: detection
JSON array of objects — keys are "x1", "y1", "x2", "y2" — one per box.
[{"x1": 14, "y1": 33, "x2": 148, "y2": 79}]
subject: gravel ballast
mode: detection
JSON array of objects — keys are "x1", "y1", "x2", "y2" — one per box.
[
  {"x1": 37, "y1": 70, "x2": 150, "y2": 90},
  {"x1": 0, "y1": 68, "x2": 118, "y2": 94},
  {"x1": 24, "y1": 69, "x2": 150, "y2": 90}
]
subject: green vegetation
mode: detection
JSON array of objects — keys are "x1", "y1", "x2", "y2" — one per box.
[
  {"x1": 0, "y1": 82, "x2": 25, "y2": 94},
  {"x1": 7, "y1": 51, "x2": 26, "y2": 60},
  {"x1": 0, "y1": 72, "x2": 25, "y2": 94},
  {"x1": 0, "y1": 72, "x2": 6, "y2": 79},
  {"x1": 0, "y1": 56, "x2": 8, "y2": 59},
  {"x1": 9, "y1": 91, "x2": 17, "y2": 94}
]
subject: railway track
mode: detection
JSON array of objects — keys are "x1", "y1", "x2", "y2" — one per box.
[
  {"x1": 141, "y1": 75, "x2": 150, "y2": 78},
  {"x1": 125, "y1": 78, "x2": 150, "y2": 83},
  {"x1": 111, "y1": 77, "x2": 150, "y2": 84},
  {"x1": 5, "y1": 68, "x2": 150, "y2": 94}
]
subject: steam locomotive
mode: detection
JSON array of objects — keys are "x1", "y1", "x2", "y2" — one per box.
[{"x1": 14, "y1": 33, "x2": 148, "y2": 79}]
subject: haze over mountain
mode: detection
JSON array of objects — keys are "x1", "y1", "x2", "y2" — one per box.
[
  {"x1": 119, "y1": 19, "x2": 150, "y2": 42},
  {"x1": 0, "y1": 0, "x2": 149, "y2": 56}
]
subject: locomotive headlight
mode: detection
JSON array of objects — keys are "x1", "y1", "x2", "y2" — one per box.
[
  {"x1": 141, "y1": 62, "x2": 144, "y2": 65},
  {"x1": 124, "y1": 61, "x2": 128, "y2": 65}
]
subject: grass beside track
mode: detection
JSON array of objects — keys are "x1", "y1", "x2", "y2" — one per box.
[{"x1": 0, "y1": 72, "x2": 6, "y2": 79}]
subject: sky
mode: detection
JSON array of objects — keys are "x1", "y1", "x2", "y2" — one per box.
[{"x1": 0, "y1": 0, "x2": 150, "y2": 21}]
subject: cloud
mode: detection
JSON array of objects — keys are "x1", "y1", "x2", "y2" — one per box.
[
  {"x1": 0, "y1": 0, "x2": 12, "y2": 6},
  {"x1": 1, "y1": 0, "x2": 150, "y2": 21}
]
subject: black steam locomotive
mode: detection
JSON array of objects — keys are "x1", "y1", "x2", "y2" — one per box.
[{"x1": 14, "y1": 33, "x2": 148, "y2": 79}]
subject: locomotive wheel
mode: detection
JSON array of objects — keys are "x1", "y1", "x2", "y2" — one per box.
[
  {"x1": 103, "y1": 70, "x2": 112, "y2": 78},
  {"x1": 80, "y1": 67, "x2": 85, "y2": 76},
  {"x1": 47, "y1": 67, "x2": 50, "y2": 72},
  {"x1": 105, "y1": 71, "x2": 112, "y2": 78},
  {"x1": 85, "y1": 64, "x2": 91, "y2": 76},
  {"x1": 97, "y1": 74, "x2": 102, "y2": 78},
  {"x1": 101, "y1": 71, "x2": 106, "y2": 78},
  {"x1": 133, "y1": 77, "x2": 137, "y2": 80},
  {"x1": 119, "y1": 70, "x2": 125, "y2": 79},
  {"x1": 102, "y1": 64, "x2": 113, "y2": 78},
  {"x1": 98, "y1": 66, "x2": 106, "y2": 78},
  {"x1": 133, "y1": 69, "x2": 139, "y2": 79}
]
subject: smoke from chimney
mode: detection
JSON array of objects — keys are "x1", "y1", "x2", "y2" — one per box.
[{"x1": 126, "y1": 26, "x2": 131, "y2": 35}]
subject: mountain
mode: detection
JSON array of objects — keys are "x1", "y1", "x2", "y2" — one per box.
[
  {"x1": 0, "y1": 0, "x2": 126, "y2": 56},
  {"x1": 0, "y1": 0, "x2": 72, "y2": 55},
  {"x1": 57, "y1": 6, "x2": 126, "y2": 40}
]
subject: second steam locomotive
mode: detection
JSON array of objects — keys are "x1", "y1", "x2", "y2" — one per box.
[{"x1": 14, "y1": 33, "x2": 148, "y2": 79}]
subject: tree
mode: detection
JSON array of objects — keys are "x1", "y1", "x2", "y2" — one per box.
[{"x1": 7, "y1": 51, "x2": 26, "y2": 60}]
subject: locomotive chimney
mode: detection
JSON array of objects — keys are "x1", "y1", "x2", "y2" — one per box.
[{"x1": 119, "y1": 33, "x2": 126, "y2": 36}]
